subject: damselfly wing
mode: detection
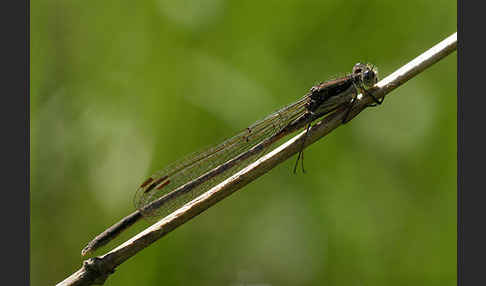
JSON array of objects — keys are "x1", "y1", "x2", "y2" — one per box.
[{"x1": 133, "y1": 96, "x2": 310, "y2": 220}]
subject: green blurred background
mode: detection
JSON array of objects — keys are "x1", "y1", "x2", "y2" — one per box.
[{"x1": 31, "y1": 0, "x2": 456, "y2": 285}]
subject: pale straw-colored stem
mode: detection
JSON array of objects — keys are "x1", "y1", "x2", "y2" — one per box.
[{"x1": 57, "y1": 32, "x2": 457, "y2": 286}]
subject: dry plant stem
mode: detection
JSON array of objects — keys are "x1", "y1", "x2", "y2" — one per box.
[{"x1": 57, "y1": 32, "x2": 456, "y2": 286}]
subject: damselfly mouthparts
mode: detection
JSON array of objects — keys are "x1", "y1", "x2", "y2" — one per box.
[{"x1": 81, "y1": 62, "x2": 382, "y2": 256}]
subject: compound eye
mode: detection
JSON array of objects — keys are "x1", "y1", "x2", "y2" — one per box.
[
  {"x1": 363, "y1": 70, "x2": 375, "y2": 85},
  {"x1": 364, "y1": 70, "x2": 371, "y2": 79},
  {"x1": 353, "y1": 63, "x2": 364, "y2": 74}
]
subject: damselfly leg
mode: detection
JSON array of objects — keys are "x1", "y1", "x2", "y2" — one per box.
[
  {"x1": 293, "y1": 122, "x2": 312, "y2": 174},
  {"x1": 367, "y1": 92, "x2": 385, "y2": 106}
]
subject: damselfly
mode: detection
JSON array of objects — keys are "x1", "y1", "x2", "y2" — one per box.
[{"x1": 81, "y1": 62, "x2": 383, "y2": 255}]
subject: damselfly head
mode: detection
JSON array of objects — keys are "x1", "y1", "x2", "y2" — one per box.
[{"x1": 352, "y1": 63, "x2": 378, "y2": 89}]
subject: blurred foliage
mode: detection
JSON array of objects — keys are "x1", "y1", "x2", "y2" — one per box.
[{"x1": 31, "y1": 0, "x2": 456, "y2": 285}]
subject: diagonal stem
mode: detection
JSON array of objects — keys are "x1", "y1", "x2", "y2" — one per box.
[{"x1": 57, "y1": 32, "x2": 457, "y2": 286}]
